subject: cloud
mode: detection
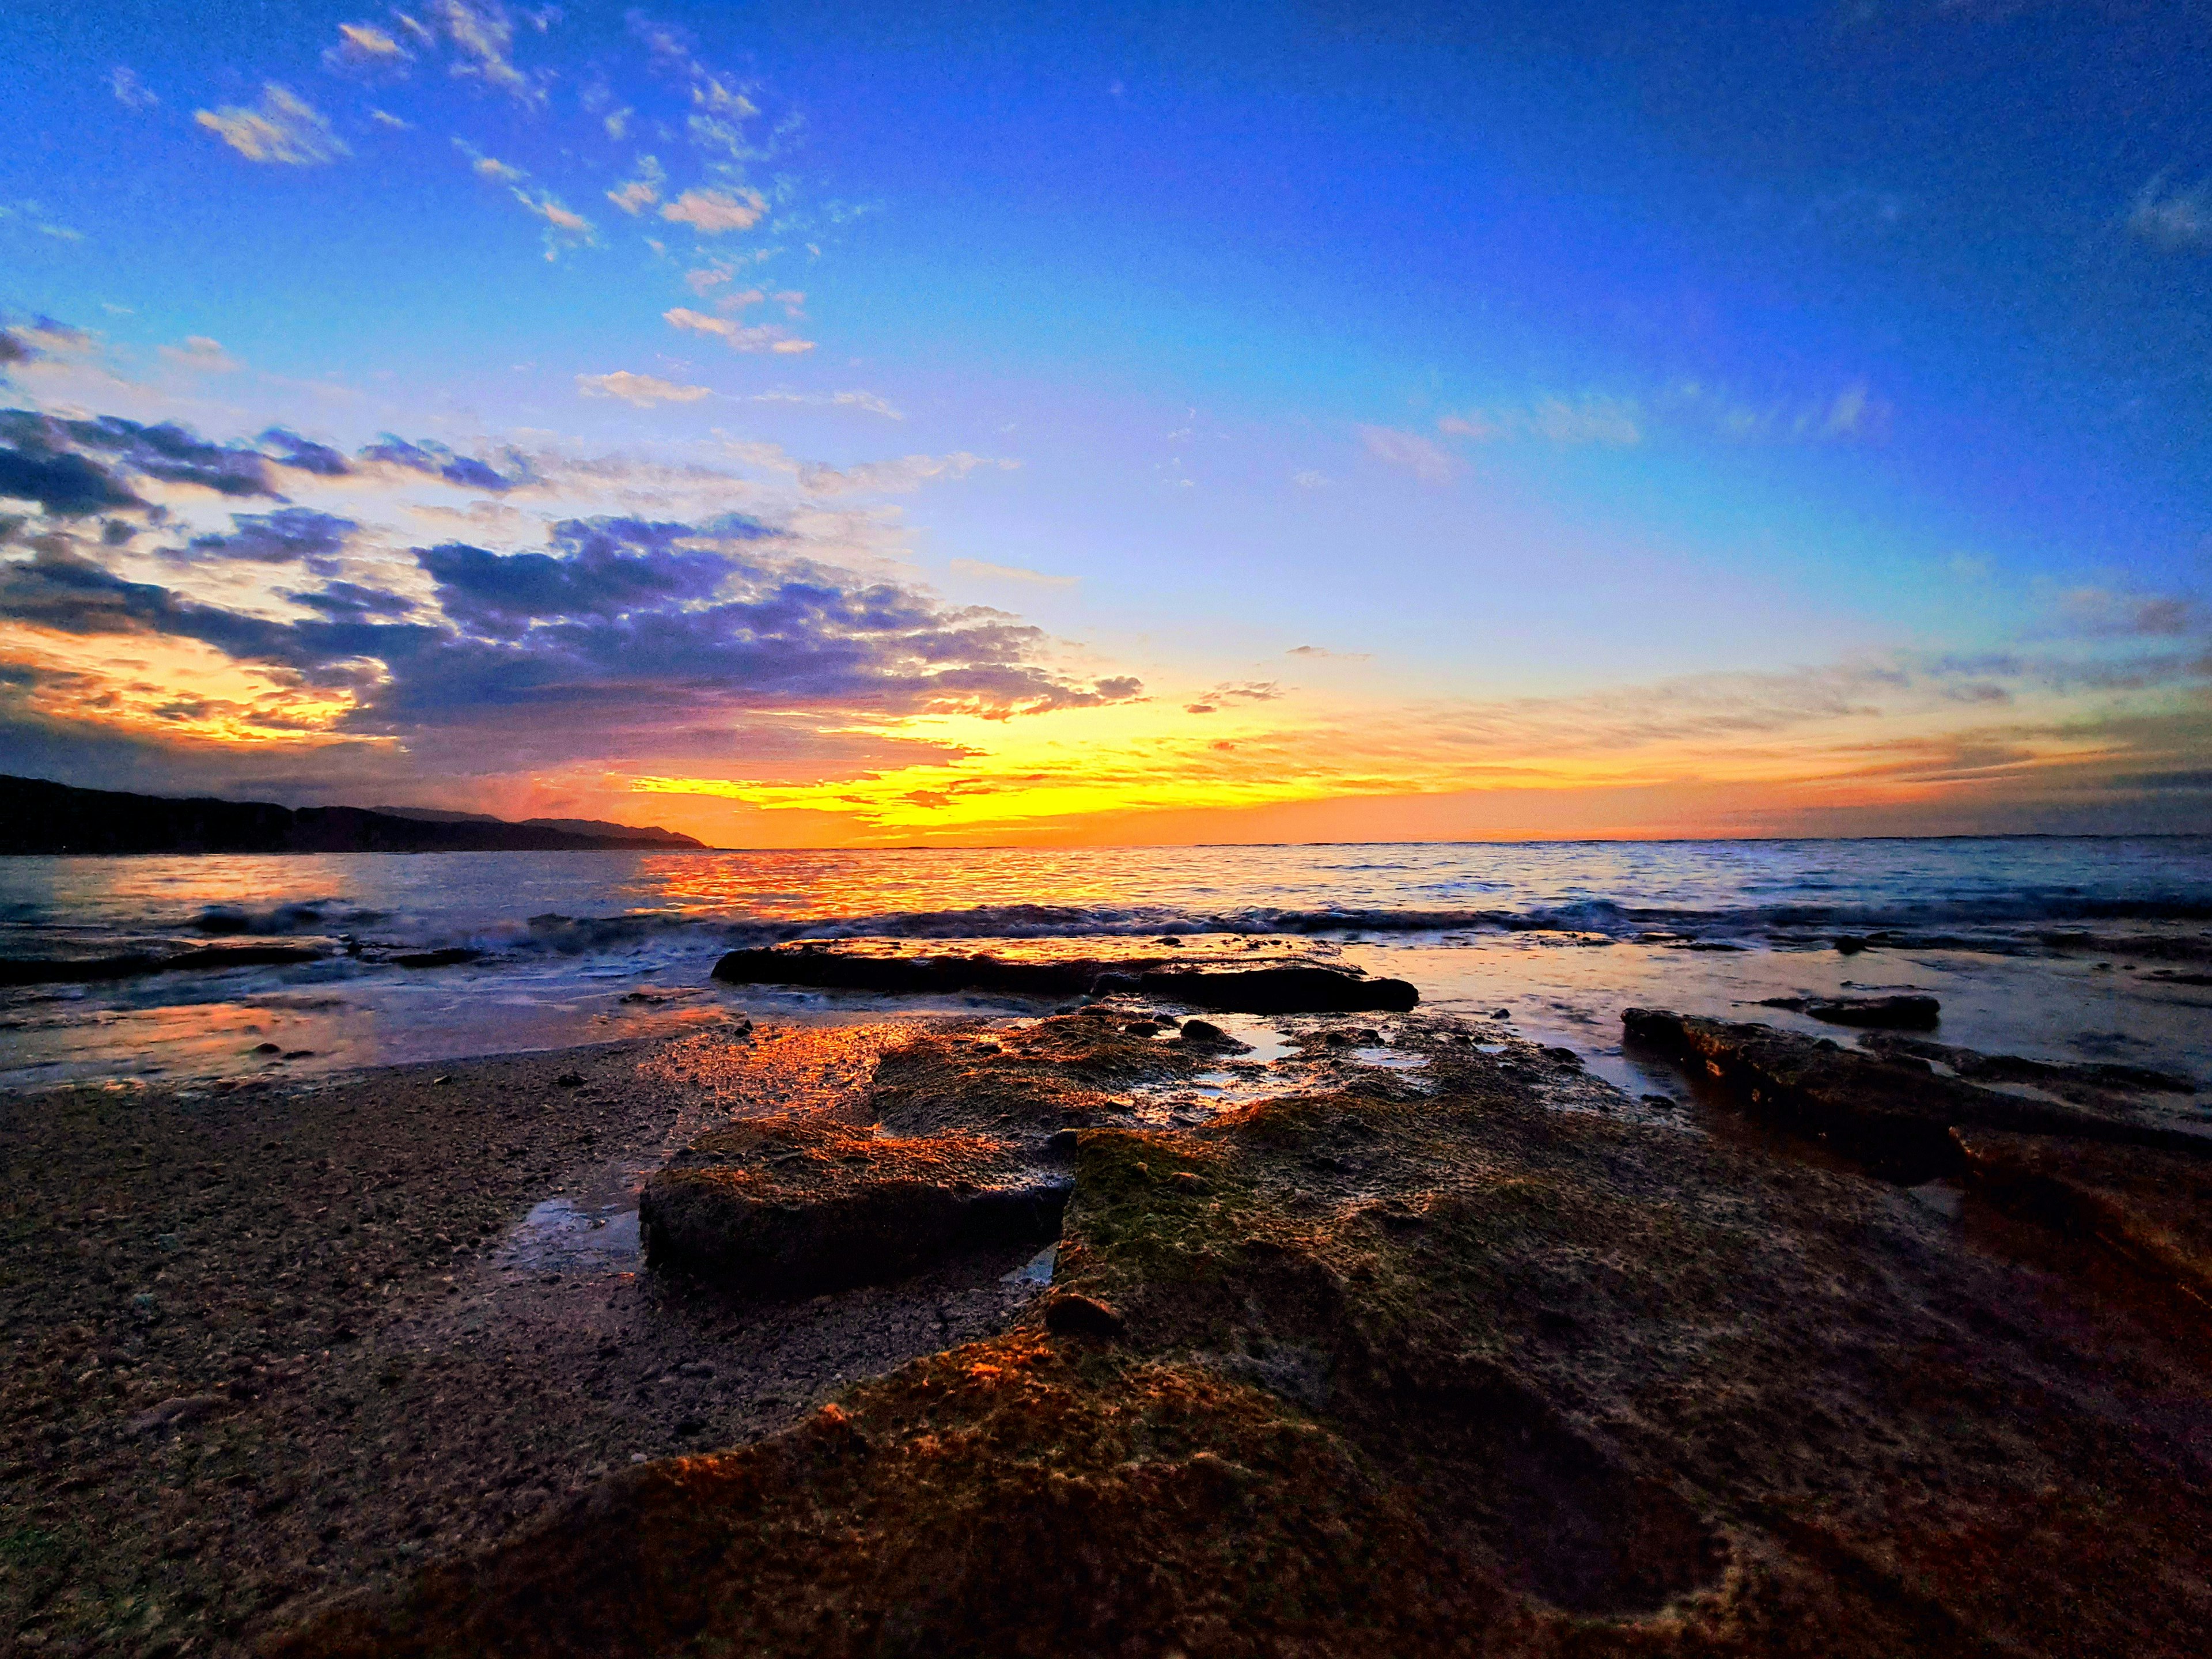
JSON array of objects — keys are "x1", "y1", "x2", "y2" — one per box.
[
  {"x1": 1286, "y1": 643, "x2": 1369, "y2": 660},
  {"x1": 947, "y1": 559, "x2": 1075, "y2": 588},
  {"x1": 1181, "y1": 680, "x2": 1281, "y2": 714},
  {"x1": 176, "y1": 507, "x2": 358, "y2": 573},
  {"x1": 434, "y1": 0, "x2": 544, "y2": 107},
  {"x1": 360, "y1": 433, "x2": 531, "y2": 491},
  {"x1": 2, "y1": 408, "x2": 283, "y2": 501},
  {"x1": 2129, "y1": 174, "x2": 2212, "y2": 251},
  {"x1": 2055, "y1": 586, "x2": 2202, "y2": 639},
  {"x1": 1438, "y1": 393, "x2": 1642, "y2": 446},
  {"x1": 660, "y1": 187, "x2": 767, "y2": 233},
  {"x1": 664, "y1": 306, "x2": 813, "y2": 354},
  {"x1": 0, "y1": 201, "x2": 83, "y2": 243},
  {"x1": 109, "y1": 67, "x2": 158, "y2": 110},
  {"x1": 607, "y1": 155, "x2": 664, "y2": 214},
  {"x1": 370, "y1": 108, "x2": 414, "y2": 129},
  {"x1": 1358, "y1": 425, "x2": 1457, "y2": 483},
  {"x1": 795, "y1": 453, "x2": 1016, "y2": 497},
  {"x1": 324, "y1": 21, "x2": 412, "y2": 73},
  {"x1": 195, "y1": 84, "x2": 348, "y2": 166},
  {"x1": 748, "y1": 389, "x2": 902, "y2": 419},
  {"x1": 454, "y1": 139, "x2": 525, "y2": 183},
  {"x1": 1290, "y1": 470, "x2": 1330, "y2": 489},
  {"x1": 577, "y1": 370, "x2": 713, "y2": 407},
  {"x1": 158, "y1": 336, "x2": 241, "y2": 374}
]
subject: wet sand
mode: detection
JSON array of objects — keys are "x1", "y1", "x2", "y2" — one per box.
[{"x1": 0, "y1": 1020, "x2": 1044, "y2": 1656}]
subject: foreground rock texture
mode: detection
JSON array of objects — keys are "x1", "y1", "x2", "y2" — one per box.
[
  {"x1": 274, "y1": 1012, "x2": 2212, "y2": 1658},
  {"x1": 710, "y1": 940, "x2": 1421, "y2": 1012}
]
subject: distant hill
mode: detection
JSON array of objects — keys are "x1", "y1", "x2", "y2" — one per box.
[
  {"x1": 371, "y1": 805, "x2": 700, "y2": 847},
  {"x1": 0, "y1": 776, "x2": 709, "y2": 855}
]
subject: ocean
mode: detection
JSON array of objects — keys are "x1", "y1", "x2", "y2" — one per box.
[{"x1": 3, "y1": 836, "x2": 2209, "y2": 1100}]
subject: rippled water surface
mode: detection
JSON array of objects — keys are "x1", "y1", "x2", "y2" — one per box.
[{"x1": 3, "y1": 838, "x2": 2207, "y2": 1094}]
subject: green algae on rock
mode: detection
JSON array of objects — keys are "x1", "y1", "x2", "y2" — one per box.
[{"x1": 268, "y1": 1012, "x2": 2212, "y2": 1658}]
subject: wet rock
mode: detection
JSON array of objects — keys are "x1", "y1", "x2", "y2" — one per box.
[
  {"x1": 1042, "y1": 1292, "x2": 1126, "y2": 1340},
  {"x1": 1953, "y1": 1128, "x2": 2212, "y2": 1301},
  {"x1": 1860, "y1": 1032, "x2": 2198, "y2": 1100},
  {"x1": 708, "y1": 942, "x2": 1418, "y2": 1013},
  {"x1": 393, "y1": 948, "x2": 482, "y2": 970},
  {"x1": 641, "y1": 1118, "x2": 1070, "y2": 1299},
  {"x1": 1756, "y1": 993, "x2": 1941, "y2": 1029},
  {"x1": 1624, "y1": 1008, "x2": 2212, "y2": 1180},
  {"x1": 0, "y1": 944, "x2": 325, "y2": 986},
  {"x1": 1178, "y1": 1018, "x2": 1236, "y2": 1047}
]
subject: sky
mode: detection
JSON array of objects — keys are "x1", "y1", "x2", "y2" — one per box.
[{"x1": 1, "y1": 0, "x2": 2206, "y2": 846}]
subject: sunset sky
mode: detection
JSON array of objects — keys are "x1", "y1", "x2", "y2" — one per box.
[{"x1": 2, "y1": 1, "x2": 2206, "y2": 845}]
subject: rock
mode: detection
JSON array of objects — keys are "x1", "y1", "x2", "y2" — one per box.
[
  {"x1": 1860, "y1": 1033, "x2": 2197, "y2": 1100},
  {"x1": 554, "y1": 1071, "x2": 585, "y2": 1088},
  {"x1": 1493, "y1": 1009, "x2": 1512, "y2": 1020},
  {"x1": 124, "y1": 1393, "x2": 225, "y2": 1437},
  {"x1": 1179, "y1": 1019, "x2": 1235, "y2": 1047},
  {"x1": 393, "y1": 948, "x2": 482, "y2": 970},
  {"x1": 1756, "y1": 994, "x2": 1940, "y2": 1030},
  {"x1": 1623, "y1": 1008, "x2": 2212, "y2": 1180},
  {"x1": 1953, "y1": 1128, "x2": 2212, "y2": 1301},
  {"x1": 1042, "y1": 1293, "x2": 1126, "y2": 1340},
  {"x1": 707, "y1": 944, "x2": 1418, "y2": 1013},
  {"x1": 641, "y1": 1118, "x2": 1071, "y2": 1298}
]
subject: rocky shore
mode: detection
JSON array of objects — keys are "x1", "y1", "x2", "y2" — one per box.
[{"x1": 6, "y1": 996, "x2": 2210, "y2": 1657}]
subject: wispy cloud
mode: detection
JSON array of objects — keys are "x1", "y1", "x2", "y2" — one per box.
[
  {"x1": 433, "y1": 0, "x2": 545, "y2": 107},
  {"x1": 324, "y1": 21, "x2": 412, "y2": 73},
  {"x1": 0, "y1": 202, "x2": 84, "y2": 243},
  {"x1": 576, "y1": 370, "x2": 712, "y2": 407},
  {"x1": 195, "y1": 84, "x2": 347, "y2": 166},
  {"x1": 948, "y1": 559, "x2": 1075, "y2": 588},
  {"x1": 607, "y1": 155, "x2": 665, "y2": 215},
  {"x1": 1438, "y1": 393, "x2": 1642, "y2": 446},
  {"x1": 1358, "y1": 425, "x2": 1457, "y2": 483},
  {"x1": 749, "y1": 389, "x2": 903, "y2": 419},
  {"x1": 2128, "y1": 173, "x2": 2212, "y2": 251},
  {"x1": 661, "y1": 187, "x2": 767, "y2": 233},
  {"x1": 108, "y1": 67, "x2": 158, "y2": 110},
  {"x1": 665, "y1": 306, "x2": 812, "y2": 354},
  {"x1": 158, "y1": 336, "x2": 241, "y2": 374}
]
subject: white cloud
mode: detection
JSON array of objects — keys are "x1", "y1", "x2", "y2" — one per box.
[
  {"x1": 109, "y1": 67, "x2": 158, "y2": 110},
  {"x1": 749, "y1": 389, "x2": 903, "y2": 420},
  {"x1": 454, "y1": 139, "x2": 525, "y2": 183},
  {"x1": 1290, "y1": 469, "x2": 1330, "y2": 489},
  {"x1": 797, "y1": 453, "x2": 1016, "y2": 497},
  {"x1": 607, "y1": 154, "x2": 664, "y2": 214},
  {"x1": 1358, "y1": 425, "x2": 1457, "y2": 483},
  {"x1": 435, "y1": 0, "x2": 543, "y2": 107},
  {"x1": 370, "y1": 108, "x2": 414, "y2": 129},
  {"x1": 0, "y1": 200, "x2": 84, "y2": 243},
  {"x1": 1438, "y1": 393, "x2": 1642, "y2": 446},
  {"x1": 324, "y1": 21, "x2": 411, "y2": 72},
  {"x1": 2129, "y1": 174, "x2": 2212, "y2": 251},
  {"x1": 195, "y1": 84, "x2": 349, "y2": 166},
  {"x1": 664, "y1": 306, "x2": 812, "y2": 354},
  {"x1": 603, "y1": 107, "x2": 631, "y2": 140},
  {"x1": 660, "y1": 187, "x2": 766, "y2": 233},
  {"x1": 948, "y1": 559, "x2": 1076, "y2": 588},
  {"x1": 159, "y1": 336, "x2": 241, "y2": 373},
  {"x1": 576, "y1": 370, "x2": 713, "y2": 407},
  {"x1": 694, "y1": 75, "x2": 757, "y2": 118}
]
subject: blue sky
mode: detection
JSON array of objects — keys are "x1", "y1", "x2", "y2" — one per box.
[{"x1": 1, "y1": 1, "x2": 2206, "y2": 842}]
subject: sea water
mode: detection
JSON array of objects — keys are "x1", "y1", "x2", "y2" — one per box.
[{"x1": 2, "y1": 837, "x2": 2207, "y2": 1099}]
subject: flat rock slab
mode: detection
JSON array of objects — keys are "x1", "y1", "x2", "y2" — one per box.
[
  {"x1": 709, "y1": 942, "x2": 1419, "y2": 1013},
  {"x1": 1624, "y1": 1007, "x2": 2212, "y2": 1178},
  {"x1": 641, "y1": 1116, "x2": 1070, "y2": 1299},
  {"x1": 1756, "y1": 993, "x2": 1940, "y2": 1029}
]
